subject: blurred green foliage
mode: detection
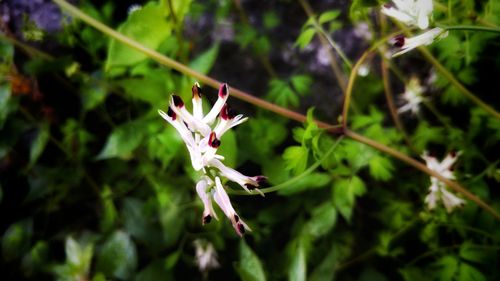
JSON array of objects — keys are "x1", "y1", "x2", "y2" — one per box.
[{"x1": 1, "y1": 0, "x2": 499, "y2": 280}]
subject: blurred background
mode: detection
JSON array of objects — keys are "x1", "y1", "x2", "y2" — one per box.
[{"x1": 1, "y1": 0, "x2": 499, "y2": 280}]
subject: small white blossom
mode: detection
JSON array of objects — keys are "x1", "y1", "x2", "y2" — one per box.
[
  {"x1": 159, "y1": 83, "x2": 265, "y2": 236},
  {"x1": 397, "y1": 76, "x2": 425, "y2": 114},
  {"x1": 391, "y1": 27, "x2": 448, "y2": 57},
  {"x1": 381, "y1": 0, "x2": 433, "y2": 30},
  {"x1": 422, "y1": 151, "x2": 465, "y2": 213},
  {"x1": 193, "y1": 239, "x2": 220, "y2": 273}
]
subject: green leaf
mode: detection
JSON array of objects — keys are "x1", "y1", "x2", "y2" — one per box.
[
  {"x1": 434, "y1": 255, "x2": 459, "y2": 281},
  {"x1": 305, "y1": 202, "x2": 337, "y2": 239},
  {"x1": 117, "y1": 69, "x2": 168, "y2": 105},
  {"x1": 277, "y1": 172, "x2": 330, "y2": 196},
  {"x1": 217, "y1": 130, "x2": 238, "y2": 168},
  {"x1": 295, "y1": 28, "x2": 316, "y2": 49},
  {"x1": 96, "y1": 119, "x2": 146, "y2": 160},
  {"x1": 318, "y1": 10, "x2": 341, "y2": 24},
  {"x1": 188, "y1": 44, "x2": 220, "y2": 75},
  {"x1": 21, "y1": 240, "x2": 49, "y2": 276},
  {"x1": 105, "y1": 3, "x2": 172, "y2": 72},
  {"x1": 65, "y1": 237, "x2": 94, "y2": 275},
  {"x1": 283, "y1": 146, "x2": 309, "y2": 175},
  {"x1": 267, "y1": 79, "x2": 299, "y2": 107},
  {"x1": 2, "y1": 219, "x2": 33, "y2": 261},
  {"x1": 96, "y1": 231, "x2": 138, "y2": 280},
  {"x1": 288, "y1": 239, "x2": 307, "y2": 281},
  {"x1": 100, "y1": 186, "x2": 118, "y2": 233},
  {"x1": 369, "y1": 155, "x2": 394, "y2": 181},
  {"x1": 29, "y1": 122, "x2": 50, "y2": 168},
  {"x1": 332, "y1": 176, "x2": 366, "y2": 222},
  {"x1": 290, "y1": 75, "x2": 312, "y2": 96},
  {"x1": 457, "y1": 262, "x2": 486, "y2": 281},
  {"x1": 0, "y1": 83, "x2": 17, "y2": 129},
  {"x1": 412, "y1": 122, "x2": 445, "y2": 152},
  {"x1": 459, "y1": 242, "x2": 487, "y2": 264},
  {"x1": 263, "y1": 11, "x2": 279, "y2": 29},
  {"x1": 235, "y1": 240, "x2": 267, "y2": 281}
]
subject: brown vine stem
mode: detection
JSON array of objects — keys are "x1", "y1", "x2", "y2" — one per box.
[
  {"x1": 345, "y1": 129, "x2": 500, "y2": 220},
  {"x1": 52, "y1": 0, "x2": 500, "y2": 219}
]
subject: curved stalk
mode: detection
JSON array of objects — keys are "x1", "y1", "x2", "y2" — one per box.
[
  {"x1": 229, "y1": 136, "x2": 344, "y2": 195},
  {"x1": 441, "y1": 25, "x2": 500, "y2": 33}
]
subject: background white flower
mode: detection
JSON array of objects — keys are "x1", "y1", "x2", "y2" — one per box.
[
  {"x1": 422, "y1": 151, "x2": 465, "y2": 213},
  {"x1": 382, "y1": 0, "x2": 433, "y2": 30}
]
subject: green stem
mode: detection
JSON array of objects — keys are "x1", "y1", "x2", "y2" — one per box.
[
  {"x1": 297, "y1": 0, "x2": 352, "y2": 70},
  {"x1": 418, "y1": 47, "x2": 500, "y2": 119},
  {"x1": 52, "y1": 0, "x2": 341, "y2": 133},
  {"x1": 344, "y1": 129, "x2": 500, "y2": 220},
  {"x1": 441, "y1": 25, "x2": 500, "y2": 33},
  {"x1": 228, "y1": 136, "x2": 344, "y2": 195}
]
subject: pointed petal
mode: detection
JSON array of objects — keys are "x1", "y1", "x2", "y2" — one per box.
[
  {"x1": 440, "y1": 188, "x2": 465, "y2": 213},
  {"x1": 196, "y1": 178, "x2": 218, "y2": 223},
  {"x1": 158, "y1": 109, "x2": 195, "y2": 147},
  {"x1": 202, "y1": 83, "x2": 229, "y2": 125},
  {"x1": 192, "y1": 82, "x2": 204, "y2": 120},
  {"x1": 170, "y1": 95, "x2": 211, "y2": 136}
]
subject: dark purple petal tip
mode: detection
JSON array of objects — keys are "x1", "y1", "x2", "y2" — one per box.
[
  {"x1": 192, "y1": 83, "x2": 202, "y2": 98},
  {"x1": 167, "y1": 107, "x2": 176, "y2": 120},
  {"x1": 219, "y1": 83, "x2": 228, "y2": 98},
  {"x1": 172, "y1": 95, "x2": 184, "y2": 107},
  {"x1": 393, "y1": 35, "x2": 405, "y2": 48},
  {"x1": 209, "y1": 132, "x2": 221, "y2": 148},
  {"x1": 203, "y1": 215, "x2": 212, "y2": 224}
]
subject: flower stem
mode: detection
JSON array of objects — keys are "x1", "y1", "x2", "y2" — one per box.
[
  {"x1": 418, "y1": 47, "x2": 500, "y2": 119},
  {"x1": 344, "y1": 129, "x2": 500, "y2": 220},
  {"x1": 441, "y1": 25, "x2": 500, "y2": 33},
  {"x1": 229, "y1": 136, "x2": 344, "y2": 195}
]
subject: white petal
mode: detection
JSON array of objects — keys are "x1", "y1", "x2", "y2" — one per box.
[
  {"x1": 196, "y1": 178, "x2": 218, "y2": 222},
  {"x1": 209, "y1": 159, "x2": 252, "y2": 192},
  {"x1": 213, "y1": 177, "x2": 250, "y2": 236},
  {"x1": 202, "y1": 84, "x2": 229, "y2": 125},
  {"x1": 382, "y1": 6, "x2": 415, "y2": 25},
  {"x1": 158, "y1": 109, "x2": 195, "y2": 147},
  {"x1": 440, "y1": 188, "x2": 465, "y2": 213},
  {"x1": 214, "y1": 115, "x2": 248, "y2": 137},
  {"x1": 192, "y1": 82, "x2": 204, "y2": 120},
  {"x1": 170, "y1": 95, "x2": 211, "y2": 136}
]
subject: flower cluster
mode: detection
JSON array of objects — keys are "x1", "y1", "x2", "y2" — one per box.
[
  {"x1": 422, "y1": 151, "x2": 466, "y2": 213},
  {"x1": 193, "y1": 239, "x2": 219, "y2": 273},
  {"x1": 159, "y1": 83, "x2": 266, "y2": 236},
  {"x1": 382, "y1": 0, "x2": 448, "y2": 56}
]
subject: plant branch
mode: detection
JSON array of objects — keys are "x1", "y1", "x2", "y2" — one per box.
[
  {"x1": 418, "y1": 47, "x2": 500, "y2": 119},
  {"x1": 441, "y1": 25, "x2": 500, "y2": 33},
  {"x1": 229, "y1": 136, "x2": 344, "y2": 195}
]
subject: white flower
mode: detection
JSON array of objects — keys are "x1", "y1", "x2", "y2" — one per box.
[
  {"x1": 391, "y1": 27, "x2": 448, "y2": 57},
  {"x1": 422, "y1": 151, "x2": 465, "y2": 213},
  {"x1": 193, "y1": 239, "x2": 220, "y2": 273},
  {"x1": 159, "y1": 83, "x2": 265, "y2": 236},
  {"x1": 397, "y1": 76, "x2": 425, "y2": 114},
  {"x1": 381, "y1": 0, "x2": 433, "y2": 30}
]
